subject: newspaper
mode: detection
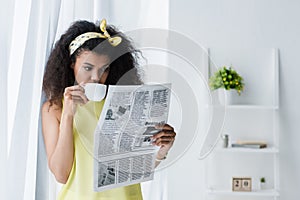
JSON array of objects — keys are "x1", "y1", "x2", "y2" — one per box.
[{"x1": 93, "y1": 83, "x2": 171, "y2": 192}]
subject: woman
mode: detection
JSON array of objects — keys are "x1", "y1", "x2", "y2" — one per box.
[{"x1": 42, "y1": 19, "x2": 176, "y2": 199}]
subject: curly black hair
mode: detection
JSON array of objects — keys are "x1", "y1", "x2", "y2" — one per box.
[{"x1": 43, "y1": 20, "x2": 143, "y2": 108}]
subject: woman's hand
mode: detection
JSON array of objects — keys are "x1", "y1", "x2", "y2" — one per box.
[
  {"x1": 152, "y1": 124, "x2": 176, "y2": 160},
  {"x1": 63, "y1": 83, "x2": 89, "y2": 116}
]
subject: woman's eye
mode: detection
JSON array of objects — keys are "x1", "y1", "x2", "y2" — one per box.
[{"x1": 84, "y1": 66, "x2": 92, "y2": 71}]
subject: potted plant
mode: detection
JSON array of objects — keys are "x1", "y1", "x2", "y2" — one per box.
[
  {"x1": 209, "y1": 66, "x2": 244, "y2": 95},
  {"x1": 259, "y1": 177, "x2": 266, "y2": 190}
]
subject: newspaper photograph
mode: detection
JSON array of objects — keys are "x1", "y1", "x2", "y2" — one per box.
[{"x1": 93, "y1": 83, "x2": 171, "y2": 192}]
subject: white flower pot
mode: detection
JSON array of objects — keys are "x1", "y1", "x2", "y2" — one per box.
[
  {"x1": 217, "y1": 90, "x2": 233, "y2": 105},
  {"x1": 259, "y1": 182, "x2": 266, "y2": 190}
]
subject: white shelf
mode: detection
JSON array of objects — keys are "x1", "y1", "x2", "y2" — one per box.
[
  {"x1": 206, "y1": 104, "x2": 278, "y2": 110},
  {"x1": 226, "y1": 105, "x2": 278, "y2": 110},
  {"x1": 215, "y1": 147, "x2": 279, "y2": 153},
  {"x1": 204, "y1": 48, "x2": 280, "y2": 200},
  {"x1": 207, "y1": 189, "x2": 279, "y2": 197}
]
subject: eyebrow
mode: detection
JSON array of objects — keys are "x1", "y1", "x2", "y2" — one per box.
[
  {"x1": 83, "y1": 62, "x2": 94, "y2": 67},
  {"x1": 83, "y1": 62, "x2": 110, "y2": 67}
]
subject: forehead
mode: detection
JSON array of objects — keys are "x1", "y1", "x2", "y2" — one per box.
[{"x1": 75, "y1": 51, "x2": 110, "y2": 65}]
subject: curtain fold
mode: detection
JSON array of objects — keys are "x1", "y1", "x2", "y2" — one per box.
[{"x1": 0, "y1": 0, "x2": 14, "y2": 198}]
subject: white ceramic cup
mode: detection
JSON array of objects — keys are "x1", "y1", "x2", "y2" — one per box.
[{"x1": 84, "y1": 83, "x2": 107, "y2": 101}]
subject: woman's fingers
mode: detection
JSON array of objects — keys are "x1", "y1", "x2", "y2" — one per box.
[
  {"x1": 152, "y1": 133, "x2": 175, "y2": 142},
  {"x1": 66, "y1": 84, "x2": 85, "y2": 92},
  {"x1": 64, "y1": 85, "x2": 88, "y2": 104},
  {"x1": 69, "y1": 96, "x2": 86, "y2": 105},
  {"x1": 152, "y1": 124, "x2": 176, "y2": 146},
  {"x1": 155, "y1": 124, "x2": 174, "y2": 131},
  {"x1": 152, "y1": 130, "x2": 176, "y2": 140},
  {"x1": 153, "y1": 136, "x2": 175, "y2": 145},
  {"x1": 69, "y1": 90, "x2": 88, "y2": 103}
]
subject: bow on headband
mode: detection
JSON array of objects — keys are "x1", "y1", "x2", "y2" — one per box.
[{"x1": 69, "y1": 19, "x2": 122, "y2": 55}]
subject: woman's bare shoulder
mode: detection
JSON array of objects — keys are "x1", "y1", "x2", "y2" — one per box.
[{"x1": 42, "y1": 100, "x2": 62, "y2": 122}]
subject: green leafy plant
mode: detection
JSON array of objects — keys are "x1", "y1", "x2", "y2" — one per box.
[
  {"x1": 209, "y1": 66, "x2": 244, "y2": 95},
  {"x1": 260, "y1": 177, "x2": 266, "y2": 183}
]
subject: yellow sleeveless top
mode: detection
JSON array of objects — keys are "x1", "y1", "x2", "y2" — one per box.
[{"x1": 57, "y1": 101, "x2": 143, "y2": 200}]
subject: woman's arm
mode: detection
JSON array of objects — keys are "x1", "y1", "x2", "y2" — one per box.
[
  {"x1": 42, "y1": 85, "x2": 88, "y2": 184},
  {"x1": 42, "y1": 102, "x2": 74, "y2": 184}
]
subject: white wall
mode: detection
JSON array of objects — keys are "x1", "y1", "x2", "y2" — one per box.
[
  {"x1": 104, "y1": 0, "x2": 169, "y2": 31},
  {"x1": 169, "y1": 0, "x2": 300, "y2": 200}
]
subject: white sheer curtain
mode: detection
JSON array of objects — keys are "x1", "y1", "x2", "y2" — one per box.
[
  {"x1": 0, "y1": 0, "x2": 63, "y2": 199},
  {"x1": 0, "y1": 0, "x2": 12, "y2": 198},
  {"x1": 1, "y1": 0, "x2": 169, "y2": 199}
]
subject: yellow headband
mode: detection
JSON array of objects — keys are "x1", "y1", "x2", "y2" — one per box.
[{"x1": 69, "y1": 19, "x2": 122, "y2": 55}]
